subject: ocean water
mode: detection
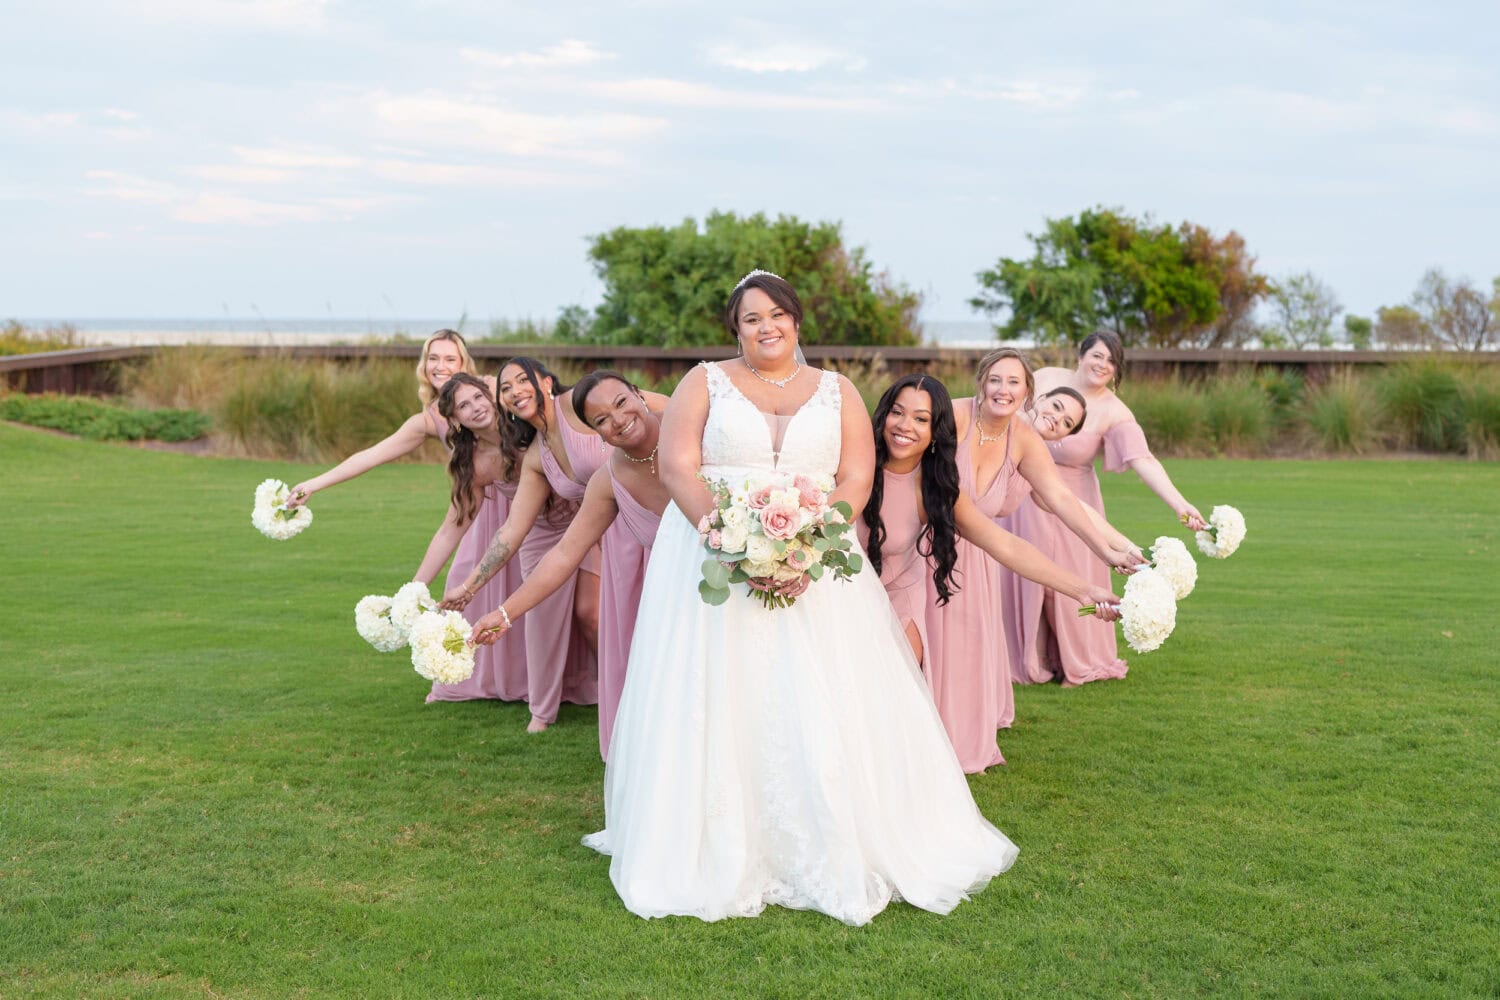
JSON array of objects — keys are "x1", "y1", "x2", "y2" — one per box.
[{"x1": 19, "y1": 317, "x2": 999, "y2": 348}]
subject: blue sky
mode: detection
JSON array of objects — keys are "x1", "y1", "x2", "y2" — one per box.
[{"x1": 3, "y1": 1, "x2": 1497, "y2": 329}]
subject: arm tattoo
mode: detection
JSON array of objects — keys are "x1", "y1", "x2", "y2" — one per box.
[{"x1": 473, "y1": 536, "x2": 513, "y2": 589}]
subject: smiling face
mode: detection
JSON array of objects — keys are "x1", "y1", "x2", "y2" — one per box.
[
  {"x1": 1076, "y1": 340, "x2": 1119, "y2": 390},
  {"x1": 582, "y1": 378, "x2": 653, "y2": 451},
  {"x1": 735, "y1": 287, "x2": 799, "y2": 371},
  {"x1": 978, "y1": 356, "x2": 1029, "y2": 423},
  {"x1": 423, "y1": 336, "x2": 464, "y2": 390},
  {"x1": 450, "y1": 381, "x2": 497, "y2": 432},
  {"x1": 882, "y1": 386, "x2": 934, "y2": 470},
  {"x1": 1032, "y1": 391, "x2": 1086, "y2": 440},
  {"x1": 498, "y1": 363, "x2": 549, "y2": 424}
]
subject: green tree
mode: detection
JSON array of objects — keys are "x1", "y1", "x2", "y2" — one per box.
[
  {"x1": 1411, "y1": 268, "x2": 1494, "y2": 351},
  {"x1": 1375, "y1": 304, "x2": 1432, "y2": 349},
  {"x1": 971, "y1": 207, "x2": 1263, "y2": 348},
  {"x1": 1343, "y1": 314, "x2": 1374, "y2": 349},
  {"x1": 1266, "y1": 271, "x2": 1341, "y2": 349},
  {"x1": 578, "y1": 211, "x2": 920, "y2": 347}
]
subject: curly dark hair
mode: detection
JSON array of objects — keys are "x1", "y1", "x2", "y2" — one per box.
[
  {"x1": 570, "y1": 369, "x2": 641, "y2": 425},
  {"x1": 864, "y1": 373, "x2": 962, "y2": 605},
  {"x1": 438, "y1": 372, "x2": 495, "y2": 525}
]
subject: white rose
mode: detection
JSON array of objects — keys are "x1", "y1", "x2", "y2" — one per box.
[
  {"x1": 745, "y1": 533, "x2": 776, "y2": 564},
  {"x1": 718, "y1": 523, "x2": 749, "y2": 554},
  {"x1": 721, "y1": 505, "x2": 749, "y2": 529}
]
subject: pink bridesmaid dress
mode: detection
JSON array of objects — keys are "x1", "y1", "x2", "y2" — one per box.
[
  {"x1": 857, "y1": 466, "x2": 930, "y2": 666},
  {"x1": 594, "y1": 463, "x2": 661, "y2": 761},
  {"x1": 523, "y1": 415, "x2": 607, "y2": 723},
  {"x1": 1001, "y1": 421, "x2": 1150, "y2": 686},
  {"x1": 922, "y1": 422, "x2": 1030, "y2": 773},
  {"x1": 429, "y1": 479, "x2": 529, "y2": 702}
]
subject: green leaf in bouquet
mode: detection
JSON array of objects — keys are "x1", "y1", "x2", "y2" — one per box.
[
  {"x1": 772, "y1": 539, "x2": 787, "y2": 556},
  {"x1": 728, "y1": 566, "x2": 751, "y2": 583},
  {"x1": 807, "y1": 563, "x2": 825, "y2": 581},
  {"x1": 699, "y1": 580, "x2": 730, "y2": 606},
  {"x1": 701, "y1": 559, "x2": 731, "y2": 590},
  {"x1": 812, "y1": 535, "x2": 832, "y2": 552},
  {"x1": 831, "y1": 500, "x2": 853, "y2": 520},
  {"x1": 845, "y1": 552, "x2": 864, "y2": 574}
]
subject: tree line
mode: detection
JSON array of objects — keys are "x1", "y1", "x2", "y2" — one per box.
[{"x1": 535, "y1": 209, "x2": 1498, "y2": 351}]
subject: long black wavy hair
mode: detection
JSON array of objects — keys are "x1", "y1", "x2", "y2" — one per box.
[
  {"x1": 438, "y1": 372, "x2": 495, "y2": 525},
  {"x1": 864, "y1": 373, "x2": 962, "y2": 605},
  {"x1": 497, "y1": 356, "x2": 570, "y2": 479}
]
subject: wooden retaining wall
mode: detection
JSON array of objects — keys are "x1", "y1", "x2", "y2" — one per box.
[{"x1": 2, "y1": 343, "x2": 1495, "y2": 397}]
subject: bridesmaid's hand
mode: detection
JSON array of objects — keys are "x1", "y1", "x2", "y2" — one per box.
[
  {"x1": 284, "y1": 482, "x2": 312, "y2": 509},
  {"x1": 1084, "y1": 587, "x2": 1121, "y2": 621},
  {"x1": 470, "y1": 608, "x2": 510, "y2": 645},
  {"x1": 1178, "y1": 505, "x2": 1207, "y2": 531},
  {"x1": 1107, "y1": 546, "x2": 1144, "y2": 574},
  {"x1": 440, "y1": 584, "x2": 474, "y2": 611}
]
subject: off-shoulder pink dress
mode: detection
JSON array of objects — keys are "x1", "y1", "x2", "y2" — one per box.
[
  {"x1": 595, "y1": 463, "x2": 661, "y2": 761},
  {"x1": 923, "y1": 423, "x2": 1030, "y2": 773},
  {"x1": 1001, "y1": 421, "x2": 1149, "y2": 686},
  {"x1": 523, "y1": 414, "x2": 606, "y2": 723},
  {"x1": 858, "y1": 466, "x2": 930, "y2": 665}
]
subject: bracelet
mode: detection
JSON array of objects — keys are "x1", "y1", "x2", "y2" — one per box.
[
  {"x1": 498, "y1": 605, "x2": 512, "y2": 629},
  {"x1": 461, "y1": 582, "x2": 474, "y2": 598}
]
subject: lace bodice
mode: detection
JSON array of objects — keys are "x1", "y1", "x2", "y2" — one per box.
[{"x1": 700, "y1": 362, "x2": 843, "y2": 478}]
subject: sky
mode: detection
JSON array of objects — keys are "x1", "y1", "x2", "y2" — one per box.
[{"x1": 3, "y1": 0, "x2": 1497, "y2": 330}]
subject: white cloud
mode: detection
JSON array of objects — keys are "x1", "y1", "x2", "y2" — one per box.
[
  {"x1": 890, "y1": 76, "x2": 1089, "y2": 110},
  {"x1": 587, "y1": 77, "x2": 881, "y2": 113},
  {"x1": 171, "y1": 192, "x2": 341, "y2": 225},
  {"x1": 367, "y1": 92, "x2": 665, "y2": 163},
  {"x1": 232, "y1": 146, "x2": 362, "y2": 169},
  {"x1": 185, "y1": 164, "x2": 297, "y2": 183},
  {"x1": 462, "y1": 39, "x2": 614, "y2": 71},
  {"x1": 84, "y1": 170, "x2": 178, "y2": 205},
  {"x1": 368, "y1": 159, "x2": 583, "y2": 188},
  {"x1": 706, "y1": 42, "x2": 866, "y2": 74},
  {"x1": 0, "y1": 109, "x2": 82, "y2": 133},
  {"x1": 134, "y1": 0, "x2": 330, "y2": 31}
]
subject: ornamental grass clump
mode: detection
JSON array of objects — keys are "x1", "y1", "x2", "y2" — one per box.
[
  {"x1": 1124, "y1": 377, "x2": 1208, "y2": 456},
  {"x1": 1377, "y1": 360, "x2": 1465, "y2": 453},
  {"x1": 1204, "y1": 374, "x2": 1273, "y2": 456},
  {"x1": 1301, "y1": 370, "x2": 1383, "y2": 455}
]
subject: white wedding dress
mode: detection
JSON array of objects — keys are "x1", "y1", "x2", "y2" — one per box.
[{"x1": 584, "y1": 362, "x2": 1017, "y2": 925}]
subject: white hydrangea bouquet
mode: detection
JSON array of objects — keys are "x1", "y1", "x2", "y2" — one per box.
[
  {"x1": 390, "y1": 581, "x2": 437, "y2": 638},
  {"x1": 1191, "y1": 504, "x2": 1247, "y2": 559},
  {"x1": 251, "y1": 478, "x2": 312, "y2": 540},
  {"x1": 354, "y1": 594, "x2": 406, "y2": 652},
  {"x1": 1079, "y1": 566, "x2": 1179, "y2": 653},
  {"x1": 1142, "y1": 535, "x2": 1197, "y2": 599},
  {"x1": 696, "y1": 471, "x2": 862, "y2": 609},
  {"x1": 408, "y1": 609, "x2": 476, "y2": 685}
]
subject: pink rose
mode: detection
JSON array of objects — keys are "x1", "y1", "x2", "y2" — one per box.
[
  {"x1": 760, "y1": 504, "x2": 799, "y2": 540},
  {"x1": 747, "y1": 485, "x2": 774, "y2": 510},
  {"x1": 697, "y1": 514, "x2": 714, "y2": 534},
  {"x1": 793, "y1": 475, "x2": 824, "y2": 511},
  {"x1": 707, "y1": 529, "x2": 723, "y2": 550},
  {"x1": 786, "y1": 546, "x2": 814, "y2": 571}
]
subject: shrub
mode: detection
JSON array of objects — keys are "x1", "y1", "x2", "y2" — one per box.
[
  {"x1": 1460, "y1": 374, "x2": 1500, "y2": 460},
  {"x1": 1204, "y1": 374, "x2": 1273, "y2": 455},
  {"x1": 1300, "y1": 370, "x2": 1383, "y2": 454},
  {"x1": 0, "y1": 321, "x2": 80, "y2": 356},
  {"x1": 1377, "y1": 361, "x2": 1465, "y2": 452},
  {"x1": 120, "y1": 345, "x2": 244, "y2": 412},
  {"x1": 1122, "y1": 378, "x2": 1208, "y2": 455},
  {"x1": 0, "y1": 393, "x2": 210, "y2": 441}
]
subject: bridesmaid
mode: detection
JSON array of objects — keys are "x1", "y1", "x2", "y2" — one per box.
[
  {"x1": 861, "y1": 374, "x2": 1121, "y2": 772},
  {"x1": 440, "y1": 358, "x2": 607, "y2": 733},
  {"x1": 280, "y1": 331, "x2": 527, "y2": 704},
  {"x1": 939, "y1": 349, "x2": 1140, "y2": 759},
  {"x1": 470, "y1": 370, "x2": 669, "y2": 760},
  {"x1": 407, "y1": 373, "x2": 528, "y2": 701},
  {"x1": 1008, "y1": 332, "x2": 1207, "y2": 686}
]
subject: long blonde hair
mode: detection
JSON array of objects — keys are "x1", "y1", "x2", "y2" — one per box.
[
  {"x1": 415, "y1": 329, "x2": 479, "y2": 407},
  {"x1": 974, "y1": 347, "x2": 1036, "y2": 413}
]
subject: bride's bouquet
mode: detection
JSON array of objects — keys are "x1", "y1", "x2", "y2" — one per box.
[
  {"x1": 1142, "y1": 535, "x2": 1197, "y2": 599},
  {"x1": 408, "y1": 609, "x2": 476, "y2": 685},
  {"x1": 1079, "y1": 566, "x2": 1178, "y2": 654},
  {"x1": 251, "y1": 478, "x2": 312, "y2": 540},
  {"x1": 696, "y1": 472, "x2": 862, "y2": 609},
  {"x1": 1190, "y1": 505, "x2": 1247, "y2": 559}
]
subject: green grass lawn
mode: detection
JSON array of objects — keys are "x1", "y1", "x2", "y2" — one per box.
[{"x1": 2, "y1": 422, "x2": 1496, "y2": 998}]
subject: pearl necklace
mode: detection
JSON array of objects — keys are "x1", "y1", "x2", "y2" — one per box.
[
  {"x1": 744, "y1": 361, "x2": 800, "y2": 388},
  {"x1": 623, "y1": 443, "x2": 658, "y2": 474}
]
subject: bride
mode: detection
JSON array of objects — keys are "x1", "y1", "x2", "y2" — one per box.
[{"x1": 584, "y1": 270, "x2": 1018, "y2": 925}]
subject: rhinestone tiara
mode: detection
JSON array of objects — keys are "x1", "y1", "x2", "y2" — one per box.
[{"x1": 732, "y1": 268, "x2": 784, "y2": 292}]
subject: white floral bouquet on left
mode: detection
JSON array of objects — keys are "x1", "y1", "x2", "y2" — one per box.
[
  {"x1": 353, "y1": 581, "x2": 438, "y2": 653},
  {"x1": 696, "y1": 471, "x2": 862, "y2": 609},
  {"x1": 251, "y1": 478, "x2": 312, "y2": 540}
]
